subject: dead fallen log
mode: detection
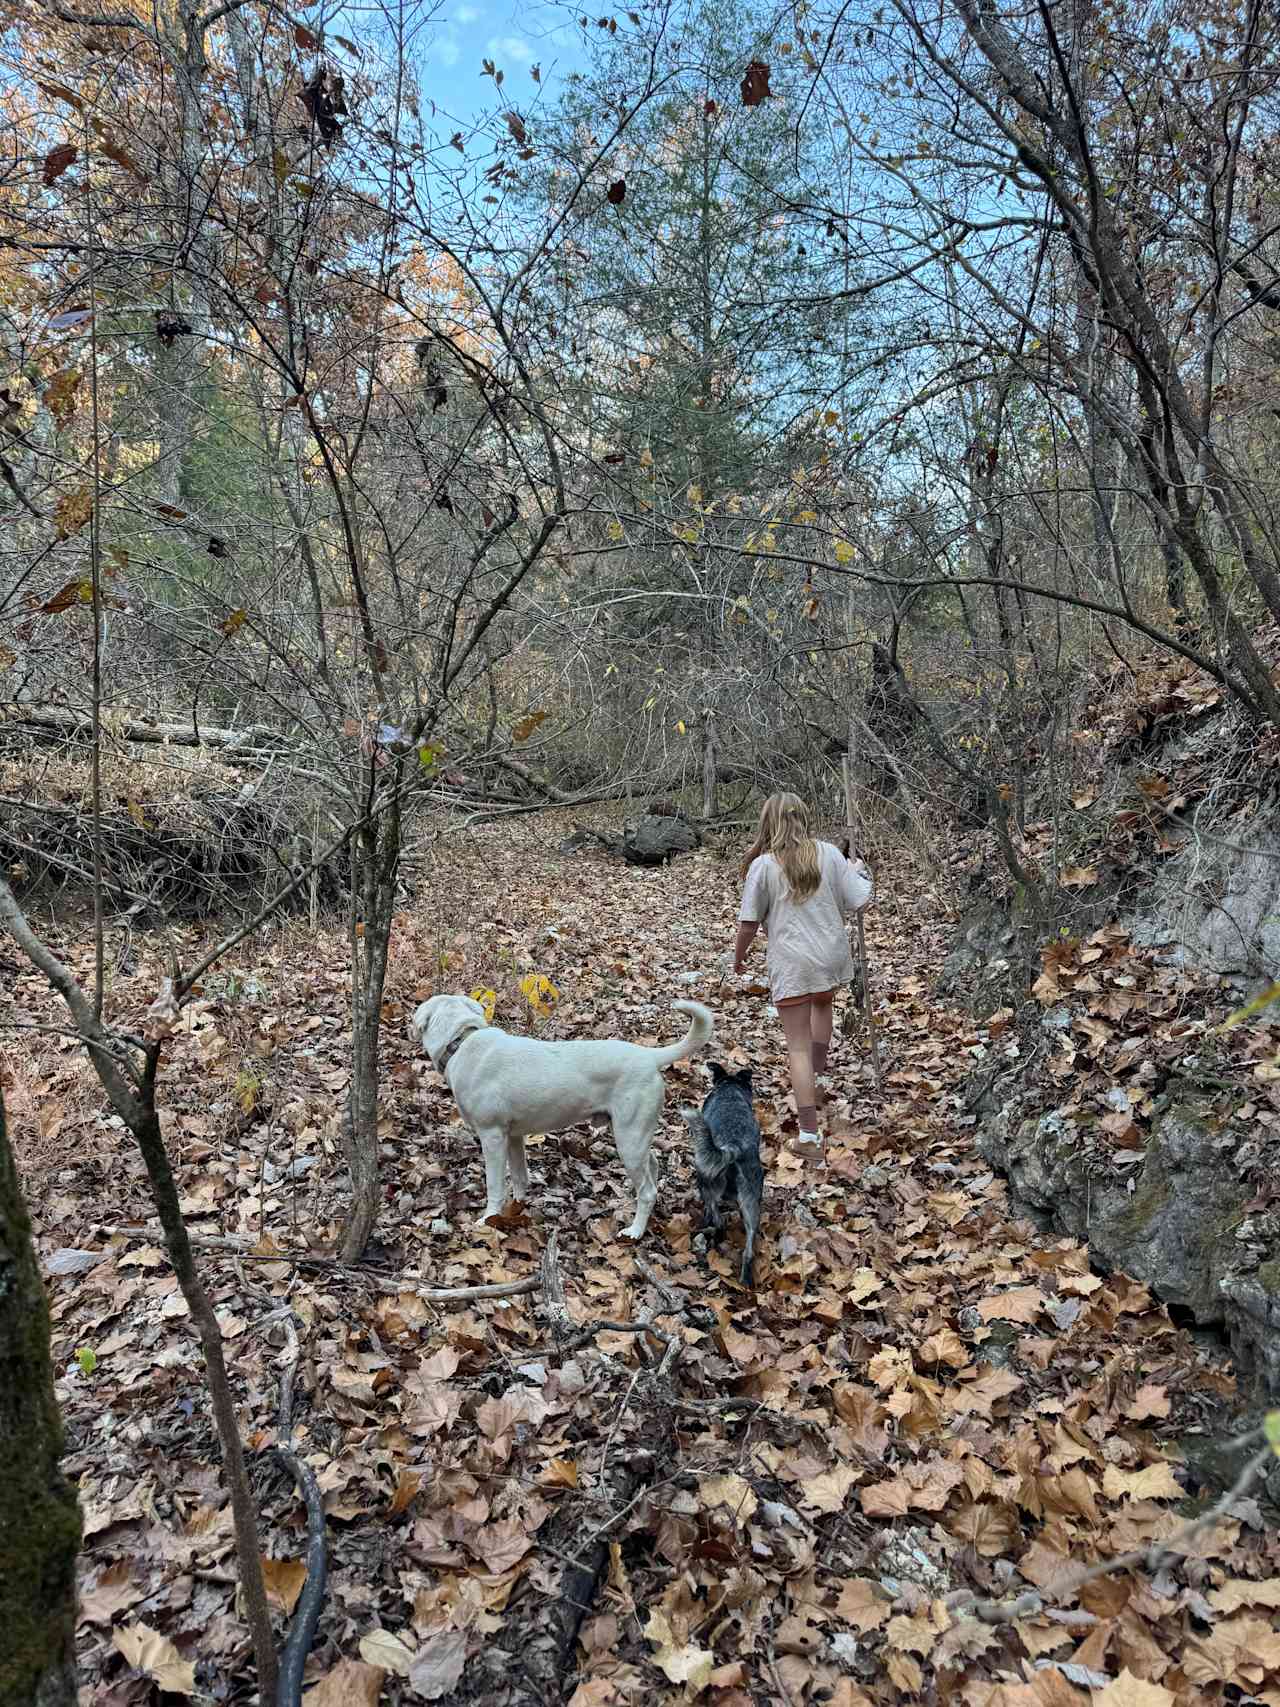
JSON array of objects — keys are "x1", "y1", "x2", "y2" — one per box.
[{"x1": 2, "y1": 704, "x2": 289, "y2": 752}]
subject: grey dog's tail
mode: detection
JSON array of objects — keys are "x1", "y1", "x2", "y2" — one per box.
[{"x1": 649, "y1": 1000, "x2": 714, "y2": 1067}]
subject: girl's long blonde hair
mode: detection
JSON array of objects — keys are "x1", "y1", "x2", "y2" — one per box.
[{"x1": 740, "y1": 793, "x2": 821, "y2": 901}]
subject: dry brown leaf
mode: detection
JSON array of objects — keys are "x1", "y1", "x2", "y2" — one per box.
[
  {"x1": 79, "y1": 1561, "x2": 144, "y2": 1625},
  {"x1": 407, "y1": 1629, "x2": 468, "y2": 1700},
  {"x1": 885, "y1": 1650, "x2": 924, "y2": 1693},
  {"x1": 112, "y1": 1624, "x2": 196, "y2": 1694},
  {"x1": 833, "y1": 1577, "x2": 892, "y2": 1632},
  {"x1": 303, "y1": 1658, "x2": 386, "y2": 1705},
  {"x1": 387, "y1": 1470, "x2": 422, "y2": 1517},
  {"x1": 261, "y1": 1554, "x2": 308, "y2": 1615},
  {"x1": 800, "y1": 1460, "x2": 859, "y2": 1514},
  {"x1": 1091, "y1": 1672, "x2": 1175, "y2": 1706},
  {"x1": 643, "y1": 1607, "x2": 715, "y2": 1687},
  {"x1": 1209, "y1": 1577, "x2": 1280, "y2": 1613},
  {"x1": 976, "y1": 1285, "x2": 1044, "y2": 1323},
  {"x1": 699, "y1": 1471, "x2": 758, "y2": 1523},
  {"x1": 469, "y1": 1517, "x2": 531, "y2": 1575},
  {"x1": 1101, "y1": 1462, "x2": 1182, "y2": 1503},
  {"x1": 358, "y1": 1629, "x2": 415, "y2": 1676}
]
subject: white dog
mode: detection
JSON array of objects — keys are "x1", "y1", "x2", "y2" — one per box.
[{"x1": 411, "y1": 994, "x2": 714, "y2": 1237}]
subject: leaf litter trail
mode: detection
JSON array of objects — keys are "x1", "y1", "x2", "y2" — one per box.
[{"x1": 15, "y1": 814, "x2": 1280, "y2": 1707}]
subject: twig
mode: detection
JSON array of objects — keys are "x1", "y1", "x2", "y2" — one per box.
[
  {"x1": 269, "y1": 1312, "x2": 327, "y2": 1707},
  {"x1": 96, "y1": 1225, "x2": 380, "y2": 1272},
  {"x1": 417, "y1": 1275, "x2": 540, "y2": 1303},
  {"x1": 842, "y1": 755, "x2": 884, "y2": 1091},
  {"x1": 96, "y1": 1224, "x2": 541, "y2": 1300}
]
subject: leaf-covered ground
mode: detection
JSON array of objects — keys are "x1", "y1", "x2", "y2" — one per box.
[{"x1": 6, "y1": 812, "x2": 1280, "y2": 1707}]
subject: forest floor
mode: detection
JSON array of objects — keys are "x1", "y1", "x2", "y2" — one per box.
[{"x1": 5, "y1": 809, "x2": 1280, "y2": 1707}]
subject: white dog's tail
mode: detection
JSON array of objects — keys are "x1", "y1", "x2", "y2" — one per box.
[{"x1": 648, "y1": 1000, "x2": 714, "y2": 1067}]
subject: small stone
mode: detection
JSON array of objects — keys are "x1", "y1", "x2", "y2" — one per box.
[{"x1": 430, "y1": 1217, "x2": 452, "y2": 1236}]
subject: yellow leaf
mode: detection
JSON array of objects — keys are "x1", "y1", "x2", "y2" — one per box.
[
  {"x1": 470, "y1": 987, "x2": 497, "y2": 1021},
  {"x1": 221, "y1": 608, "x2": 247, "y2": 637},
  {"x1": 675, "y1": 720, "x2": 686, "y2": 735},
  {"x1": 834, "y1": 539, "x2": 855, "y2": 564},
  {"x1": 519, "y1": 973, "x2": 559, "y2": 1018},
  {"x1": 607, "y1": 518, "x2": 624, "y2": 541}
]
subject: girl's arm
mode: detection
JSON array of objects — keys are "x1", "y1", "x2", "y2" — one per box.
[
  {"x1": 736, "y1": 856, "x2": 768, "y2": 971},
  {"x1": 733, "y1": 920, "x2": 759, "y2": 973}
]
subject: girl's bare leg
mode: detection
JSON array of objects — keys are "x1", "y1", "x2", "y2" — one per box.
[
  {"x1": 811, "y1": 992, "x2": 834, "y2": 1106},
  {"x1": 778, "y1": 998, "x2": 818, "y2": 1135}
]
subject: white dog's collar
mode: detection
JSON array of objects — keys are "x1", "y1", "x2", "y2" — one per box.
[{"x1": 438, "y1": 1025, "x2": 481, "y2": 1070}]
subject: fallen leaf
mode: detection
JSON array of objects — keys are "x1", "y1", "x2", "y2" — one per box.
[
  {"x1": 112, "y1": 1624, "x2": 196, "y2": 1694},
  {"x1": 643, "y1": 1608, "x2": 715, "y2": 1688},
  {"x1": 261, "y1": 1555, "x2": 308, "y2": 1615},
  {"x1": 358, "y1": 1629, "x2": 415, "y2": 1676},
  {"x1": 303, "y1": 1659, "x2": 386, "y2": 1705},
  {"x1": 1092, "y1": 1672, "x2": 1176, "y2": 1706},
  {"x1": 407, "y1": 1629, "x2": 468, "y2": 1700}
]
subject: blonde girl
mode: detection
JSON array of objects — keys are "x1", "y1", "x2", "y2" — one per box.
[{"x1": 733, "y1": 793, "x2": 873, "y2": 1148}]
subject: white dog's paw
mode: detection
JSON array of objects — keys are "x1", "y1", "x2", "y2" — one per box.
[
  {"x1": 619, "y1": 1222, "x2": 647, "y2": 1241},
  {"x1": 475, "y1": 1209, "x2": 504, "y2": 1231}
]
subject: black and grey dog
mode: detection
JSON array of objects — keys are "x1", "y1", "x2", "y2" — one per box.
[{"x1": 680, "y1": 1064, "x2": 765, "y2": 1287}]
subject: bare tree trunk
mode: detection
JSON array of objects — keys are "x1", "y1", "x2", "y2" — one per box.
[
  {"x1": 701, "y1": 710, "x2": 718, "y2": 818},
  {"x1": 0, "y1": 1086, "x2": 81, "y2": 1707},
  {"x1": 339, "y1": 797, "x2": 401, "y2": 1263}
]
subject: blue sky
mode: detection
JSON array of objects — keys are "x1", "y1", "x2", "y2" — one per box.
[{"x1": 422, "y1": 0, "x2": 591, "y2": 125}]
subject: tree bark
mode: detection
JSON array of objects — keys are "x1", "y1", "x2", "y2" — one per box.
[
  {"x1": 701, "y1": 710, "x2": 718, "y2": 819},
  {"x1": 339, "y1": 795, "x2": 401, "y2": 1262},
  {"x1": 0, "y1": 1085, "x2": 81, "y2": 1707}
]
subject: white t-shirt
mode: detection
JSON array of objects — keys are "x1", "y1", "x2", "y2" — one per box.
[{"x1": 739, "y1": 840, "x2": 874, "y2": 1001}]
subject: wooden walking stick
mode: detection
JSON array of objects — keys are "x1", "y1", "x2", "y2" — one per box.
[{"x1": 841, "y1": 754, "x2": 884, "y2": 1091}]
